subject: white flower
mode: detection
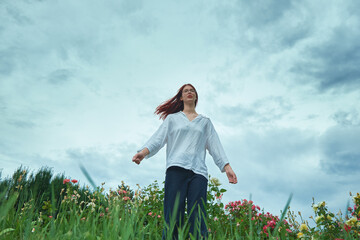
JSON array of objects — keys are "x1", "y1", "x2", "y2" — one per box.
[
  {"x1": 312, "y1": 204, "x2": 318, "y2": 212},
  {"x1": 86, "y1": 202, "x2": 96, "y2": 208}
]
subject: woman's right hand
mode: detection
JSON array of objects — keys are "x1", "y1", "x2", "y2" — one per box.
[{"x1": 132, "y1": 148, "x2": 149, "y2": 165}]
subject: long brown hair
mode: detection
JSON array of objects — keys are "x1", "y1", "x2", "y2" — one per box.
[{"x1": 155, "y1": 84, "x2": 198, "y2": 120}]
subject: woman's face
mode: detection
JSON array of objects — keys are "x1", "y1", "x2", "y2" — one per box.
[{"x1": 181, "y1": 85, "x2": 197, "y2": 103}]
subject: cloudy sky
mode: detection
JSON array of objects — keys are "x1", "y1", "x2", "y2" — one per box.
[{"x1": 1, "y1": 0, "x2": 360, "y2": 224}]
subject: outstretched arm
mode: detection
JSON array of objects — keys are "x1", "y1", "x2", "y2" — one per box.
[
  {"x1": 133, "y1": 116, "x2": 170, "y2": 163},
  {"x1": 132, "y1": 148, "x2": 150, "y2": 165},
  {"x1": 224, "y1": 163, "x2": 237, "y2": 184}
]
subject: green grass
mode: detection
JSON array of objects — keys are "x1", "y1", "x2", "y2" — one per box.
[{"x1": 0, "y1": 166, "x2": 359, "y2": 239}]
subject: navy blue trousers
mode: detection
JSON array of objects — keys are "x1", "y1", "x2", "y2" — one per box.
[{"x1": 162, "y1": 166, "x2": 208, "y2": 239}]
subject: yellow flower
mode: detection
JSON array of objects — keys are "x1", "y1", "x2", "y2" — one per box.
[
  {"x1": 315, "y1": 215, "x2": 324, "y2": 223},
  {"x1": 319, "y1": 201, "x2": 326, "y2": 207},
  {"x1": 299, "y1": 223, "x2": 308, "y2": 232},
  {"x1": 327, "y1": 215, "x2": 332, "y2": 220},
  {"x1": 353, "y1": 193, "x2": 360, "y2": 201},
  {"x1": 297, "y1": 232, "x2": 304, "y2": 238},
  {"x1": 346, "y1": 217, "x2": 358, "y2": 226}
]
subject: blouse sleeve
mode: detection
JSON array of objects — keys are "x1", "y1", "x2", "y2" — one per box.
[
  {"x1": 206, "y1": 120, "x2": 229, "y2": 172},
  {"x1": 137, "y1": 116, "x2": 170, "y2": 159}
]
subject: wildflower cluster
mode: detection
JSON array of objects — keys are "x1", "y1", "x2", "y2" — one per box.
[
  {"x1": 137, "y1": 180, "x2": 164, "y2": 224},
  {"x1": 207, "y1": 177, "x2": 227, "y2": 224},
  {"x1": 1, "y1": 166, "x2": 359, "y2": 239},
  {"x1": 344, "y1": 192, "x2": 360, "y2": 237},
  {"x1": 225, "y1": 199, "x2": 294, "y2": 238},
  {"x1": 291, "y1": 193, "x2": 360, "y2": 239}
]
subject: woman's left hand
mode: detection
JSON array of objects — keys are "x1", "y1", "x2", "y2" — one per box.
[{"x1": 224, "y1": 164, "x2": 237, "y2": 184}]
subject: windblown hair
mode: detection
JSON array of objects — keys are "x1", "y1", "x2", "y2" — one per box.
[{"x1": 155, "y1": 84, "x2": 198, "y2": 120}]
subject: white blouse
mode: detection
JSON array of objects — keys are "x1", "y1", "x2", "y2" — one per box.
[{"x1": 138, "y1": 111, "x2": 229, "y2": 179}]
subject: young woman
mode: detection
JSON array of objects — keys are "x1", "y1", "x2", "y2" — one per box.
[{"x1": 132, "y1": 84, "x2": 237, "y2": 239}]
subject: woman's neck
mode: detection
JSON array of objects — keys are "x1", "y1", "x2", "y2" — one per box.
[{"x1": 183, "y1": 103, "x2": 197, "y2": 114}]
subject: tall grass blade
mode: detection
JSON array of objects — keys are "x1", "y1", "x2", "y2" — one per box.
[
  {"x1": 79, "y1": 163, "x2": 97, "y2": 190},
  {"x1": 272, "y1": 193, "x2": 293, "y2": 237}
]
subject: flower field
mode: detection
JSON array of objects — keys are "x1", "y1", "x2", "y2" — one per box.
[{"x1": 0, "y1": 166, "x2": 359, "y2": 239}]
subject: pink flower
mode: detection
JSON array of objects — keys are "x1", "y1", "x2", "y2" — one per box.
[
  {"x1": 100, "y1": 213, "x2": 104, "y2": 217},
  {"x1": 215, "y1": 193, "x2": 223, "y2": 199},
  {"x1": 71, "y1": 179, "x2": 78, "y2": 184},
  {"x1": 286, "y1": 229, "x2": 292, "y2": 233},
  {"x1": 118, "y1": 189, "x2": 127, "y2": 195},
  {"x1": 49, "y1": 216, "x2": 53, "y2": 219},
  {"x1": 148, "y1": 212, "x2": 152, "y2": 216},
  {"x1": 63, "y1": 179, "x2": 70, "y2": 184},
  {"x1": 123, "y1": 196, "x2": 130, "y2": 201},
  {"x1": 158, "y1": 215, "x2": 161, "y2": 218}
]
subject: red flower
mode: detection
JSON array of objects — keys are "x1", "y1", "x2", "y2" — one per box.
[
  {"x1": 71, "y1": 179, "x2": 78, "y2": 184},
  {"x1": 63, "y1": 179, "x2": 70, "y2": 184},
  {"x1": 344, "y1": 224, "x2": 351, "y2": 232}
]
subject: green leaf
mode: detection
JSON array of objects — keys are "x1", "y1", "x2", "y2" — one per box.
[
  {"x1": 0, "y1": 228, "x2": 15, "y2": 236},
  {"x1": 0, "y1": 192, "x2": 19, "y2": 222}
]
